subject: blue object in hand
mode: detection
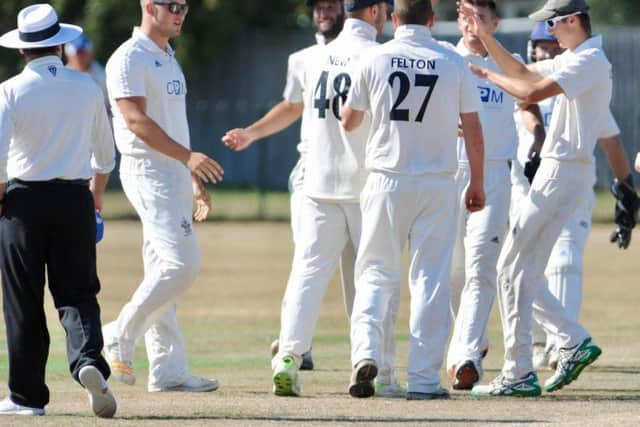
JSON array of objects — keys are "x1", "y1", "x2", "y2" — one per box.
[{"x1": 96, "y1": 210, "x2": 104, "y2": 244}]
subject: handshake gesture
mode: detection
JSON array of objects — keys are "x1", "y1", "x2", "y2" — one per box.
[{"x1": 610, "y1": 176, "x2": 640, "y2": 249}]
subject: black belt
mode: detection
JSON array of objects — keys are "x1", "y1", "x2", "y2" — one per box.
[{"x1": 8, "y1": 178, "x2": 90, "y2": 188}]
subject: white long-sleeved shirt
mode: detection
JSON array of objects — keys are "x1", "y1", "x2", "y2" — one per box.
[{"x1": 0, "y1": 55, "x2": 115, "y2": 183}]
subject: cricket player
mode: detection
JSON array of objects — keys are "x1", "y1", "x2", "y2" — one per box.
[
  {"x1": 513, "y1": 23, "x2": 626, "y2": 371},
  {"x1": 446, "y1": 0, "x2": 526, "y2": 390},
  {"x1": 458, "y1": 0, "x2": 639, "y2": 397},
  {"x1": 222, "y1": 0, "x2": 346, "y2": 371},
  {"x1": 0, "y1": 4, "x2": 116, "y2": 417},
  {"x1": 344, "y1": 0, "x2": 486, "y2": 400},
  {"x1": 103, "y1": 0, "x2": 224, "y2": 392},
  {"x1": 271, "y1": 0, "x2": 394, "y2": 397}
]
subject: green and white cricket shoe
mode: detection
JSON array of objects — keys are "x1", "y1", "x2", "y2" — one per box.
[
  {"x1": 471, "y1": 372, "x2": 541, "y2": 398},
  {"x1": 374, "y1": 378, "x2": 406, "y2": 398},
  {"x1": 272, "y1": 355, "x2": 300, "y2": 397},
  {"x1": 544, "y1": 337, "x2": 602, "y2": 393}
]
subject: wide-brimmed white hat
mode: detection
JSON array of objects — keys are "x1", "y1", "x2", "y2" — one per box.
[{"x1": 0, "y1": 3, "x2": 83, "y2": 49}]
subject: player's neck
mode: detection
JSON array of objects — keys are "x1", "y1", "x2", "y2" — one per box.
[
  {"x1": 140, "y1": 22, "x2": 171, "y2": 52},
  {"x1": 566, "y1": 32, "x2": 591, "y2": 51}
]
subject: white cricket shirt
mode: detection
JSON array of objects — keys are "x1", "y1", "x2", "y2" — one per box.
[
  {"x1": 303, "y1": 19, "x2": 378, "y2": 201},
  {"x1": 345, "y1": 25, "x2": 481, "y2": 176},
  {"x1": 534, "y1": 35, "x2": 613, "y2": 163},
  {"x1": 456, "y1": 40, "x2": 520, "y2": 163},
  {"x1": 283, "y1": 34, "x2": 327, "y2": 156},
  {"x1": 106, "y1": 28, "x2": 189, "y2": 162},
  {"x1": 0, "y1": 56, "x2": 115, "y2": 183}
]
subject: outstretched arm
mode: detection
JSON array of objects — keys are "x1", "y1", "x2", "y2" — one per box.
[{"x1": 221, "y1": 100, "x2": 304, "y2": 151}]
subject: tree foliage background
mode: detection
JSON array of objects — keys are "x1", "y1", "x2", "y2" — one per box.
[
  {"x1": 1, "y1": 0, "x2": 639, "y2": 80},
  {"x1": 0, "y1": 0, "x2": 307, "y2": 80}
]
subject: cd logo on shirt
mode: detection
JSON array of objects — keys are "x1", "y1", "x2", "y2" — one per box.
[
  {"x1": 167, "y1": 80, "x2": 186, "y2": 96},
  {"x1": 478, "y1": 86, "x2": 503, "y2": 107},
  {"x1": 48, "y1": 65, "x2": 57, "y2": 77}
]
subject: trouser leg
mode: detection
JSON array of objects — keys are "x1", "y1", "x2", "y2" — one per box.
[
  {"x1": 46, "y1": 184, "x2": 110, "y2": 383},
  {"x1": 498, "y1": 162, "x2": 590, "y2": 379},
  {"x1": 0, "y1": 187, "x2": 49, "y2": 408},
  {"x1": 145, "y1": 305, "x2": 189, "y2": 387},
  {"x1": 406, "y1": 175, "x2": 457, "y2": 393},
  {"x1": 276, "y1": 197, "x2": 349, "y2": 366}
]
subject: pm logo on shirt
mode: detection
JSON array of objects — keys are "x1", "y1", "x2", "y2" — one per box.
[
  {"x1": 48, "y1": 65, "x2": 57, "y2": 77},
  {"x1": 478, "y1": 86, "x2": 503, "y2": 107}
]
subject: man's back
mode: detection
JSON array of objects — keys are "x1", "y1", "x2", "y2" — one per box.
[
  {"x1": 304, "y1": 18, "x2": 379, "y2": 201},
  {"x1": 347, "y1": 25, "x2": 480, "y2": 176},
  {"x1": 1, "y1": 56, "x2": 108, "y2": 180}
]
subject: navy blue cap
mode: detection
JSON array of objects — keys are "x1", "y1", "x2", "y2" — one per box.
[
  {"x1": 344, "y1": 0, "x2": 393, "y2": 12},
  {"x1": 530, "y1": 22, "x2": 557, "y2": 42},
  {"x1": 64, "y1": 34, "x2": 92, "y2": 56}
]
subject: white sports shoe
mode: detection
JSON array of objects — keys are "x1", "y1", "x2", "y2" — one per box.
[
  {"x1": 0, "y1": 397, "x2": 45, "y2": 416},
  {"x1": 374, "y1": 378, "x2": 406, "y2": 398},
  {"x1": 78, "y1": 366, "x2": 117, "y2": 418},
  {"x1": 148, "y1": 375, "x2": 219, "y2": 393},
  {"x1": 272, "y1": 355, "x2": 301, "y2": 397},
  {"x1": 103, "y1": 344, "x2": 136, "y2": 386}
]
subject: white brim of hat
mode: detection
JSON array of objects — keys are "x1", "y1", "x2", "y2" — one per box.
[{"x1": 0, "y1": 24, "x2": 82, "y2": 49}]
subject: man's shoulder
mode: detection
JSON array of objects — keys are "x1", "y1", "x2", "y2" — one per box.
[{"x1": 106, "y1": 37, "x2": 148, "y2": 70}]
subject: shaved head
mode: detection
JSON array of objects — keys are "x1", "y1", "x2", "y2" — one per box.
[{"x1": 394, "y1": 0, "x2": 433, "y2": 26}]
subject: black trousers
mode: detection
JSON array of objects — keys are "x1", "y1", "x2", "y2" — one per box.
[{"x1": 0, "y1": 180, "x2": 110, "y2": 409}]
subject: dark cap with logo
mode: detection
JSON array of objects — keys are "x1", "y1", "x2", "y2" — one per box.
[
  {"x1": 343, "y1": 0, "x2": 393, "y2": 12},
  {"x1": 529, "y1": 0, "x2": 590, "y2": 22}
]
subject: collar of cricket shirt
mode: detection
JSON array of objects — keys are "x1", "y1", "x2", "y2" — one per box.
[
  {"x1": 132, "y1": 27, "x2": 175, "y2": 57},
  {"x1": 341, "y1": 18, "x2": 377, "y2": 42},
  {"x1": 394, "y1": 25, "x2": 433, "y2": 42},
  {"x1": 572, "y1": 34, "x2": 603, "y2": 53},
  {"x1": 25, "y1": 55, "x2": 63, "y2": 71}
]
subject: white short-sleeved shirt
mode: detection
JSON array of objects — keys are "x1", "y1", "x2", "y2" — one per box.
[
  {"x1": 456, "y1": 39, "x2": 521, "y2": 163},
  {"x1": 345, "y1": 25, "x2": 481, "y2": 176},
  {"x1": 0, "y1": 56, "x2": 115, "y2": 183},
  {"x1": 106, "y1": 28, "x2": 189, "y2": 162},
  {"x1": 534, "y1": 35, "x2": 613, "y2": 163},
  {"x1": 283, "y1": 34, "x2": 327, "y2": 156},
  {"x1": 302, "y1": 19, "x2": 379, "y2": 201}
]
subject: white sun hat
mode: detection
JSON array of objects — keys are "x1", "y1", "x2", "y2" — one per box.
[{"x1": 0, "y1": 3, "x2": 83, "y2": 50}]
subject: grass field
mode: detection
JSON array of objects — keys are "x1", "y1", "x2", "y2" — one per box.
[{"x1": 1, "y1": 221, "x2": 640, "y2": 426}]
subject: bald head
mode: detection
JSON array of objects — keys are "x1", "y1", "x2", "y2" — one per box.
[{"x1": 394, "y1": 0, "x2": 433, "y2": 25}]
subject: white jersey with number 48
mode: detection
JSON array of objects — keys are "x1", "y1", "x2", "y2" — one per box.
[
  {"x1": 345, "y1": 25, "x2": 481, "y2": 176},
  {"x1": 303, "y1": 19, "x2": 378, "y2": 202}
]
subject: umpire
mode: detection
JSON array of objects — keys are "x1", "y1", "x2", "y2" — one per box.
[{"x1": 0, "y1": 4, "x2": 116, "y2": 418}]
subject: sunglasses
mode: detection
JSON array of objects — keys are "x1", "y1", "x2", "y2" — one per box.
[
  {"x1": 546, "y1": 11, "x2": 582, "y2": 29},
  {"x1": 153, "y1": 1, "x2": 189, "y2": 15}
]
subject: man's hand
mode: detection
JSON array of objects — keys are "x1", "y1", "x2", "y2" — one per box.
[
  {"x1": 465, "y1": 180, "x2": 486, "y2": 212},
  {"x1": 222, "y1": 128, "x2": 255, "y2": 151},
  {"x1": 469, "y1": 63, "x2": 489, "y2": 79},
  {"x1": 457, "y1": 1, "x2": 489, "y2": 40},
  {"x1": 184, "y1": 152, "x2": 224, "y2": 184},
  {"x1": 192, "y1": 176, "x2": 212, "y2": 222}
]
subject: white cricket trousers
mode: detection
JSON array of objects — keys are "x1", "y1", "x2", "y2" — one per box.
[
  {"x1": 510, "y1": 163, "x2": 593, "y2": 351},
  {"x1": 275, "y1": 194, "x2": 398, "y2": 378},
  {"x1": 351, "y1": 172, "x2": 457, "y2": 394},
  {"x1": 289, "y1": 157, "x2": 357, "y2": 319},
  {"x1": 447, "y1": 161, "x2": 511, "y2": 371},
  {"x1": 105, "y1": 155, "x2": 200, "y2": 387},
  {"x1": 498, "y1": 159, "x2": 591, "y2": 379}
]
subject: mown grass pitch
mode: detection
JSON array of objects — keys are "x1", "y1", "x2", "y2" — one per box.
[{"x1": 0, "y1": 221, "x2": 639, "y2": 426}]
